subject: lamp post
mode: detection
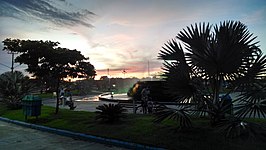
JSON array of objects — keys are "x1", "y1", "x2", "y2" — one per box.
[
  {"x1": 107, "y1": 68, "x2": 111, "y2": 91},
  {"x1": 0, "y1": 51, "x2": 18, "y2": 73},
  {"x1": 7, "y1": 50, "x2": 18, "y2": 73}
]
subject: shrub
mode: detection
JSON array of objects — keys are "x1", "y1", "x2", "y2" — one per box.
[
  {"x1": 95, "y1": 103, "x2": 127, "y2": 123},
  {"x1": 0, "y1": 71, "x2": 33, "y2": 109}
]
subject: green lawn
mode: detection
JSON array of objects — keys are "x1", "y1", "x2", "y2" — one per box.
[{"x1": 1, "y1": 103, "x2": 266, "y2": 150}]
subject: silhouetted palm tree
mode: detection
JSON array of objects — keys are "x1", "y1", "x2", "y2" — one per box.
[
  {"x1": 156, "y1": 21, "x2": 266, "y2": 136},
  {"x1": 0, "y1": 71, "x2": 33, "y2": 109}
]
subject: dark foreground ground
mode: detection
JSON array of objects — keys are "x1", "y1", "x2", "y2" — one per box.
[{"x1": 0, "y1": 120, "x2": 127, "y2": 150}]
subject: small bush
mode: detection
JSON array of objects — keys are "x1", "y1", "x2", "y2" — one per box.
[
  {"x1": 0, "y1": 71, "x2": 33, "y2": 109},
  {"x1": 95, "y1": 103, "x2": 127, "y2": 123}
]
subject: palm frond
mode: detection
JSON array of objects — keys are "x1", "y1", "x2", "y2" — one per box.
[
  {"x1": 154, "y1": 105, "x2": 192, "y2": 128},
  {"x1": 234, "y1": 84, "x2": 266, "y2": 119},
  {"x1": 161, "y1": 58, "x2": 194, "y2": 101},
  {"x1": 158, "y1": 39, "x2": 188, "y2": 68},
  {"x1": 212, "y1": 21, "x2": 259, "y2": 76},
  {"x1": 218, "y1": 117, "x2": 266, "y2": 139},
  {"x1": 233, "y1": 53, "x2": 266, "y2": 91}
]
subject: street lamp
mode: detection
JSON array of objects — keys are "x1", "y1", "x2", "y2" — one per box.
[{"x1": 7, "y1": 50, "x2": 18, "y2": 73}]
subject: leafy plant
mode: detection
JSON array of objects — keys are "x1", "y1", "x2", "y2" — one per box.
[
  {"x1": 0, "y1": 71, "x2": 33, "y2": 109},
  {"x1": 95, "y1": 103, "x2": 127, "y2": 123},
  {"x1": 156, "y1": 20, "x2": 266, "y2": 137},
  {"x1": 154, "y1": 105, "x2": 192, "y2": 128},
  {"x1": 217, "y1": 117, "x2": 266, "y2": 139}
]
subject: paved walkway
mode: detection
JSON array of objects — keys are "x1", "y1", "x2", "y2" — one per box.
[
  {"x1": 0, "y1": 120, "x2": 127, "y2": 150},
  {"x1": 42, "y1": 94, "x2": 136, "y2": 113}
]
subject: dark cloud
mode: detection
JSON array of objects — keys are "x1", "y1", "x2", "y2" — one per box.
[{"x1": 0, "y1": 0, "x2": 95, "y2": 28}]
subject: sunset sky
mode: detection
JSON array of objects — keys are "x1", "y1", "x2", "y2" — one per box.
[{"x1": 0, "y1": 0, "x2": 265, "y2": 79}]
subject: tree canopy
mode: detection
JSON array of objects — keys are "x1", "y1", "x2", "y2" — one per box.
[
  {"x1": 2, "y1": 38, "x2": 96, "y2": 80},
  {"x1": 2, "y1": 38, "x2": 96, "y2": 113}
]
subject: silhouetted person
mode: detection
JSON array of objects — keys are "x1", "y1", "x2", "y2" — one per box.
[
  {"x1": 65, "y1": 89, "x2": 76, "y2": 110},
  {"x1": 141, "y1": 87, "x2": 150, "y2": 114},
  {"x1": 147, "y1": 99, "x2": 153, "y2": 114},
  {"x1": 59, "y1": 88, "x2": 65, "y2": 105}
]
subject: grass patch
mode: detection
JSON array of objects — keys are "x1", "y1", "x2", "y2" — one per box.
[
  {"x1": 37, "y1": 93, "x2": 54, "y2": 99},
  {"x1": 0, "y1": 103, "x2": 266, "y2": 150},
  {"x1": 0, "y1": 102, "x2": 8, "y2": 115}
]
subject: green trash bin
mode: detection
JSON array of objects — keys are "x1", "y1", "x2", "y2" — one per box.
[{"x1": 22, "y1": 95, "x2": 42, "y2": 120}]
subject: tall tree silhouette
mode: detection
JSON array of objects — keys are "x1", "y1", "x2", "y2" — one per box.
[{"x1": 2, "y1": 38, "x2": 96, "y2": 114}]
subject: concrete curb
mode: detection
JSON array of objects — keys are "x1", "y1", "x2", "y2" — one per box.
[{"x1": 0, "y1": 117, "x2": 164, "y2": 150}]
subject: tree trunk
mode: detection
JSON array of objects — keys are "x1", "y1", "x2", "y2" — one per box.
[
  {"x1": 55, "y1": 77, "x2": 60, "y2": 114},
  {"x1": 213, "y1": 74, "x2": 221, "y2": 105},
  {"x1": 210, "y1": 74, "x2": 224, "y2": 126}
]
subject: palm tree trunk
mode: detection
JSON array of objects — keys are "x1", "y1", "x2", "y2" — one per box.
[
  {"x1": 210, "y1": 74, "x2": 224, "y2": 126},
  {"x1": 213, "y1": 74, "x2": 221, "y2": 105}
]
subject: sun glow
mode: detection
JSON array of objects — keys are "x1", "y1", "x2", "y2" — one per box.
[{"x1": 59, "y1": 36, "x2": 90, "y2": 52}]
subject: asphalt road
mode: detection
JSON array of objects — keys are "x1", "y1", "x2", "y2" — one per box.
[{"x1": 0, "y1": 120, "x2": 127, "y2": 150}]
